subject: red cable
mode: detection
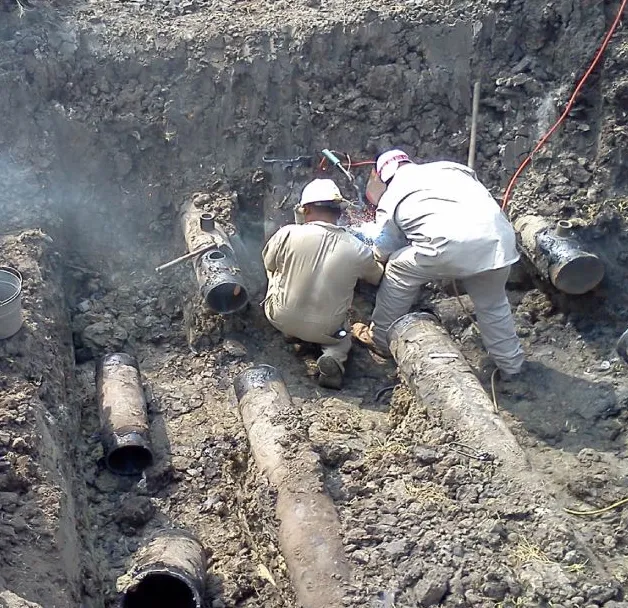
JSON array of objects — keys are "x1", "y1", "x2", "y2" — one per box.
[
  {"x1": 349, "y1": 160, "x2": 376, "y2": 167},
  {"x1": 501, "y1": 0, "x2": 627, "y2": 211}
]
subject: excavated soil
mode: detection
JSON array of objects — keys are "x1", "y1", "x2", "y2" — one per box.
[{"x1": 1, "y1": 0, "x2": 628, "y2": 606}]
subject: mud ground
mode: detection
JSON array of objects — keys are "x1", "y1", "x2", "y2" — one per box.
[{"x1": 1, "y1": 0, "x2": 628, "y2": 606}]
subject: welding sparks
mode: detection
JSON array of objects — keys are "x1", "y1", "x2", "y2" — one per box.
[{"x1": 348, "y1": 221, "x2": 381, "y2": 245}]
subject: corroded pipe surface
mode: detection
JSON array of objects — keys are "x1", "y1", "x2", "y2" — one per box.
[
  {"x1": 513, "y1": 215, "x2": 604, "y2": 295},
  {"x1": 181, "y1": 202, "x2": 250, "y2": 314},
  {"x1": 234, "y1": 365, "x2": 351, "y2": 608},
  {"x1": 96, "y1": 353, "x2": 153, "y2": 476},
  {"x1": 120, "y1": 530, "x2": 206, "y2": 608},
  {"x1": 387, "y1": 313, "x2": 530, "y2": 478}
]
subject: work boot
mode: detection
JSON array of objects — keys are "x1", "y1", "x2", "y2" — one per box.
[
  {"x1": 351, "y1": 322, "x2": 391, "y2": 358},
  {"x1": 317, "y1": 355, "x2": 343, "y2": 390}
]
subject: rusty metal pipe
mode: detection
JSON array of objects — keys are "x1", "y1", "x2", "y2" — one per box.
[
  {"x1": 234, "y1": 365, "x2": 351, "y2": 608},
  {"x1": 181, "y1": 202, "x2": 250, "y2": 314},
  {"x1": 387, "y1": 313, "x2": 530, "y2": 478},
  {"x1": 96, "y1": 353, "x2": 153, "y2": 476},
  {"x1": 513, "y1": 215, "x2": 604, "y2": 295},
  {"x1": 120, "y1": 530, "x2": 206, "y2": 608}
]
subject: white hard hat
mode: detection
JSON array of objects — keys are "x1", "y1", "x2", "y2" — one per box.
[
  {"x1": 299, "y1": 179, "x2": 348, "y2": 209},
  {"x1": 376, "y1": 149, "x2": 411, "y2": 183}
]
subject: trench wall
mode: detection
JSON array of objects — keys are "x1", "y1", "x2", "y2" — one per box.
[
  {"x1": 0, "y1": 1, "x2": 613, "y2": 247},
  {"x1": 0, "y1": 231, "x2": 96, "y2": 607}
]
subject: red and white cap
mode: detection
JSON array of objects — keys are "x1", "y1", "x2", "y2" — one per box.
[{"x1": 376, "y1": 149, "x2": 411, "y2": 183}]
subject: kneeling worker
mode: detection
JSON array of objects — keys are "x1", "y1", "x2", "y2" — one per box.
[
  {"x1": 353, "y1": 150, "x2": 524, "y2": 379},
  {"x1": 262, "y1": 179, "x2": 384, "y2": 389}
]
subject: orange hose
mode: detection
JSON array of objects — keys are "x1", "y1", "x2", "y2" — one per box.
[{"x1": 501, "y1": 0, "x2": 628, "y2": 211}]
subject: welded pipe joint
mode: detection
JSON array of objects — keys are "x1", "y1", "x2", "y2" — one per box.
[
  {"x1": 386, "y1": 311, "x2": 441, "y2": 351},
  {"x1": 120, "y1": 529, "x2": 206, "y2": 608},
  {"x1": 233, "y1": 364, "x2": 282, "y2": 401},
  {"x1": 96, "y1": 353, "x2": 153, "y2": 476}
]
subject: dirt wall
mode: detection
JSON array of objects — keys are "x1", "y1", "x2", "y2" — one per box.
[
  {"x1": 0, "y1": 230, "x2": 97, "y2": 607},
  {"x1": 0, "y1": 1, "x2": 621, "y2": 269}
]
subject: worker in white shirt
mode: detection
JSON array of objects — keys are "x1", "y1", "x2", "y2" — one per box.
[
  {"x1": 263, "y1": 179, "x2": 384, "y2": 389},
  {"x1": 352, "y1": 149, "x2": 524, "y2": 379}
]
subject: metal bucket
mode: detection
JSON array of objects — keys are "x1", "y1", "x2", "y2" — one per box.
[{"x1": 0, "y1": 267, "x2": 23, "y2": 339}]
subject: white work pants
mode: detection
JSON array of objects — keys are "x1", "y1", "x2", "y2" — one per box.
[{"x1": 371, "y1": 246, "x2": 524, "y2": 375}]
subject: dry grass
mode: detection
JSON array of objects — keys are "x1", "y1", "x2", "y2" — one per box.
[
  {"x1": 510, "y1": 536, "x2": 553, "y2": 567},
  {"x1": 363, "y1": 437, "x2": 410, "y2": 463},
  {"x1": 316, "y1": 408, "x2": 362, "y2": 435},
  {"x1": 403, "y1": 481, "x2": 451, "y2": 507}
]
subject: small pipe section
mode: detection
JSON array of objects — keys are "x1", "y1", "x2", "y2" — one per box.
[
  {"x1": 554, "y1": 219, "x2": 573, "y2": 238},
  {"x1": 96, "y1": 353, "x2": 153, "y2": 476},
  {"x1": 181, "y1": 202, "x2": 250, "y2": 314},
  {"x1": 199, "y1": 213, "x2": 215, "y2": 232},
  {"x1": 120, "y1": 530, "x2": 206, "y2": 608},
  {"x1": 513, "y1": 214, "x2": 604, "y2": 295}
]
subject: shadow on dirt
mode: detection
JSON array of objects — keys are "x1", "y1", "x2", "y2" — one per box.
[{"x1": 496, "y1": 361, "x2": 625, "y2": 453}]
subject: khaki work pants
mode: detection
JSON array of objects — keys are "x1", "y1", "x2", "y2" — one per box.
[
  {"x1": 371, "y1": 246, "x2": 524, "y2": 375},
  {"x1": 265, "y1": 303, "x2": 352, "y2": 371}
]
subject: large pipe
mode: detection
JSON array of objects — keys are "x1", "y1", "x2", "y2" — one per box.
[
  {"x1": 387, "y1": 313, "x2": 530, "y2": 478},
  {"x1": 234, "y1": 365, "x2": 351, "y2": 608},
  {"x1": 386, "y1": 313, "x2": 610, "y2": 572},
  {"x1": 513, "y1": 215, "x2": 604, "y2": 295},
  {"x1": 119, "y1": 530, "x2": 206, "y2": 608},
  {"x1": 181, "y1": 202, "x2": 250, "y2": 314},
  {"x1": 96, "y1": 353, "x2": 153, "y2": 476}
]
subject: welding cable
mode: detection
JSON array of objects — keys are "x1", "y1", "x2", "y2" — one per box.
[
  {"x1": 317, "y1": 152, "x2": 375, "y2": 173},
  {"x1": 501, "y1": 0, "x2": 628, "y2": 212},
  {"x1": 565, "y1": 496, "x2": 628, "y2": 516}
]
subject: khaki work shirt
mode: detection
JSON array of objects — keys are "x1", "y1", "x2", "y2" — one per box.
[
  {"x1": 263, "y1": 221, "x2": 383, "y2": 343},
  {"x1": 373, "y1": 162, "x2": 519, "y2": 277}
]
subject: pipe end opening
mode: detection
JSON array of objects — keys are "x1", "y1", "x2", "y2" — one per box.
[
  {"x1": 122, "y1": 573, "x2": 199, "y2": 608},
  {"x1": 107, "y1": 445, "x2": 153, "y2": 476},
  {"x1": 205, "y1": 282, "x2": 249, "y2": 314},
  {"x1": 550, "y1": 255, "x2": 605, "y2": 295}
]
